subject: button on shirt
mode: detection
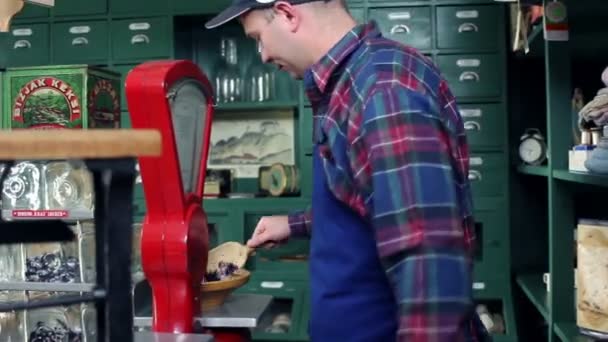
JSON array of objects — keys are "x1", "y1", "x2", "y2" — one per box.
[{"x1": 288, "y1": 21, "x2": 488, "y2": 341}]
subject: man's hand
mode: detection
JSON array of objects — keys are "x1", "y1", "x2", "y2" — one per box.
[{"x1": 247, "y1": 215, "x2": 290, "y2": 249}]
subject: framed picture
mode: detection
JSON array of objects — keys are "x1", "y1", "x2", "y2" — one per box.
[{"x1": 208, "y1": 109, "x2": 295, "y2": 178}]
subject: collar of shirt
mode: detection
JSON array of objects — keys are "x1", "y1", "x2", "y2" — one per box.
[{"x1": 303, "y1": 20, "x2": 382, "y2": 106}]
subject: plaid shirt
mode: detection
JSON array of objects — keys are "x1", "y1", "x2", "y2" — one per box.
[{"x1": 288, "y1": 21, "x2": 489, "y2": 341}]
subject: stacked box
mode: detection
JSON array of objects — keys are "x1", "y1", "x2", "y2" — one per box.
[{"x1": 3, "y1": 64, "x2": 121, "y2": 129}]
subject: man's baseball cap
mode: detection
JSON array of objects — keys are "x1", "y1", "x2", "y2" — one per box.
[{"x1": 204, "y1": 0, "x2": 324, "y2": 29}]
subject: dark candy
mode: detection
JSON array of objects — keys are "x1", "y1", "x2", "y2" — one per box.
[
  {"x1": 204, "y1": 261, "x2": 238, "y2": 282},
  {"x1": 26, "y1": 252, "x2": 80, "y2": 283}
]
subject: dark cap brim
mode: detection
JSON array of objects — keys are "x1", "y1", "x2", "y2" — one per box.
[{"x1": 205, "y1": 5, "x2": 252, "y2": 29}]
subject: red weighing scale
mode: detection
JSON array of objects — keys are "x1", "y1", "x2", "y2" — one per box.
[{"x1": 125, "y1": 60, "x2": 269, "y2": 342}]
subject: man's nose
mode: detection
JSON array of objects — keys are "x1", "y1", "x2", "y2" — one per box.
[{"x1": 260, "y1": 50, "x2": 270, "y2": 64}]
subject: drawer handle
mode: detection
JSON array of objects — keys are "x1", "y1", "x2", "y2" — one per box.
[
  {"x1": 390, "y1": 24, "x2": 410, "y2": 35},
  {"x1": 72, "y1": 37, "x2": 89, "y2": 46},
  {"x1": 13, "y1": 39, "x2": 31, "y2": 49},
  {"x1": 464, "y1": 121, "x2": 481, "y2": 131},
  {"x1": 261, "y1": 281, "x2": 284, "y2": 289},
  {"x1": 468, "y1": 170, "x2": 482, "y2": 181},
  {"x1": 458, "y1": 23, "x2": 479, "y2": 33},
  {"x1": 131, "y1": 34, "x2": 150, "y2": 45},
  {"x1": 459, "y1": 71, "x2": 479, "y2": 82}
]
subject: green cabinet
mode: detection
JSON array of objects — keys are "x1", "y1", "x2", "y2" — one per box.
[
  {"x1": 171, "y1": 0, "x2": 231, "y2": 15},
  {"x1": 237, "y1": 277, "x2": 308, "y2": 341},
  {"x1": 458, "y1": 103, "x2": 505, "y2": 151},
  {"x1": 369, "y1": 6, "x2": 431, "y2": 50},
  {"x1": 52, "y1": 0, "x2": 107, "y2": 17},
  {"x1": 472, "y1": 205, "x2": 509, "y2": 284},
  {"x1": 436, "y1": 54, "x2": 502, "y2": 99},
  {"x1": 300, "y1": 107, "x2": 313, "y2": 156},
  {"x1": 14, "y1": 3, "x2": 49, "y2": 20},
  {"x1": 110, "y1": 0, "x2": 168, "y2": 16},
  {"x1": 436, "y1": 5, "x2": 500, "y2": 50},
  {"x1": 110, "y1": 64, "x2": 137, "y2": 110},
  {"x1": 7, "y1": 23, "x2": 49, "y2": 67},
  {"x1": 111, "y1": 17, "x2": 171, "y2": 61},
  {"x1": 468, "y1": 153, "x2": 507, "y2": 198},
  {"x1": 245, "y1": 211, "x2": 309, "y2": 262},
  {"x1": 52, "y1": 21, "x2": 109, "y2": 64},
  {"x1": 349, "y1": 8, "x2": 366, "y2": 25}
]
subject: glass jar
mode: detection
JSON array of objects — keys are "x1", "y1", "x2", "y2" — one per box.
[
  {"x1": 214, "y1": 37, "x2": 244, "y2": 103},
  {"x1": 246, "y1": 58, "x2": 275, "y2": 102}
]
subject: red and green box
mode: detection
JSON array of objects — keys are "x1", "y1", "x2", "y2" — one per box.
[{"x1": 3, "y1": 64, "x2": 121, "y2": 129}]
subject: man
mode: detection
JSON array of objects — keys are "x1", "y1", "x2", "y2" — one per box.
[{"x1": 205, "y1": 1, "x2": 491, "y2": 341}]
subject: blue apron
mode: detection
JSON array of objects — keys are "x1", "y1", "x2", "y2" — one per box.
[{"x1": 308, "y1": 138, "x2": 398, "y2": 341}]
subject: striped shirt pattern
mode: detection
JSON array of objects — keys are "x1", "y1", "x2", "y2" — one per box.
[{"x1": 288, "y1": 21, "x2": 490, "y2": 341}]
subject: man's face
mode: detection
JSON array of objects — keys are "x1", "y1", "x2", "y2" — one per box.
[{"x1": 240, "y1": 6, "x2": 307, "y2": 79}]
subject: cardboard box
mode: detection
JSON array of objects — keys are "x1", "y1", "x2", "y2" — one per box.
[{"x1": 569, "y1": 149, "x2": 594, "y2": 172}]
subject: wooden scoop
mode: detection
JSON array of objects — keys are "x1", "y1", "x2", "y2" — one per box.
[
  {"x1": 0, "y1": 0, "x2": 54, "y2": 32},
  {"x1": 206, "y1": 242, "x2": 255, "y2": 273},
  {"x1": 0, "y1": 0, "x2": 24, "y2": 32}
]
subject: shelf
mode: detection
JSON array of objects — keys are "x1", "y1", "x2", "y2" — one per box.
[
  {"x1": 0, "y1": 272, "x2": 145, "y2": 292},
  {"x1": 516, "y1": 273, "x2": 549, "y2": 321},
  {"x1": 215, "y1": 101, "x2": 299, "y2": 111},
  {"x1": 554, "y1": 322, "x2": 596, "y2": 342},
  {"x1": 517, "y1": 164, "x2": 549, "y2": 177},
  {"x1": 553, "y1": 169, "x2": 608, "y2": 187},
  {"x1": 0, "y1": 282, "x2": 95, "y2": 292}
]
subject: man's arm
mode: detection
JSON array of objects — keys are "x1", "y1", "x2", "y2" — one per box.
[
  {"x1": 287, "y1": 207, "x2": 312, "y2": 238},
  {"x1": 349, "y1": 84, "x2": 477, "y2": 340}
]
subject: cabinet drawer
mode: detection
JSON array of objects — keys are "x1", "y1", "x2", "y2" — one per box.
[
  {"x1": 237, "y1": 279, "x2": 306, "y2": 340},
  {"x1": 8, "y1": 24, "x2": 49, "y2": 67},
  {"x1": 14, "y1": 3, "x2": 49, "y2": 19},
  {"x1": 472, "y1": 208, "x2": 508, "y2": 282},
  {"x1": 436, "y1": 54, "x2": 501, "y2": 99},
  {"x1": 468, "y1": 153, "x2": 506, "y2": 198},
  {"x1": 369, "y1": 7, "x2": 431, "y2": 50},
  {"x1": 436, "y1": 5, "x2": 500, "y2": 50},
  {"x1": 52, "y1": 0, "x2": 106, "y2": 16},
  {"x1": 458, "y1": 103, "x2": 504, "y2": 151},
  {"x1": 110, "y1": 0, "x2": 168, "y2": 15},
  {"x1": 52, "y1": 21, "x2": 109, "y2": 64},
  {"x1": 111, "y1": 18, "x2": 170, "y2": 61}
]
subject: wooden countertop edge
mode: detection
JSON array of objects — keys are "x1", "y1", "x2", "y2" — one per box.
[{"x1": 0, "y1": 129, "x2": 162, "y2": 159}]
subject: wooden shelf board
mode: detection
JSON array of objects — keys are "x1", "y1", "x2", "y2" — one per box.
[
  {"x1": 517, "y1": 164, "x2": 549, "y2": 177},
  {"x1": 553, "y1": 169, "x2": 608, "y2": 188},
  {"x1": 554, "y1": 321, "x2": 596, "y2": 342},
  {"x1": 516, "y1": 273, "x2": 550, "y2": 321}
]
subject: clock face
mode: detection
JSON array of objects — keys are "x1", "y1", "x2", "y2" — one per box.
[
  {"x1": 519, "y1": 138, "x2": 544, "y2": 164},
  {"x1": 168, "y1": 79, "x2": 209, "y2": 194},
  {"x1": 269, "y1": 166, "x2": 286, "y2": 195}
]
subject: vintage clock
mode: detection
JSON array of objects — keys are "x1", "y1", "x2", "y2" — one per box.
[
  {"x1": 519, "y1": 128, "x2": 548, "y2": 166},
  {"x1": 125, "y1": 60, "x2": 214, "y2": 333},
  {"x1": 258, "y1": 163, "x2": 300, "y2": 197}
]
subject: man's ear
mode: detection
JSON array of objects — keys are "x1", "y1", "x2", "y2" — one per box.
[{"x1": 273, "y1": 1, "x2": 300, "y2": 31}]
